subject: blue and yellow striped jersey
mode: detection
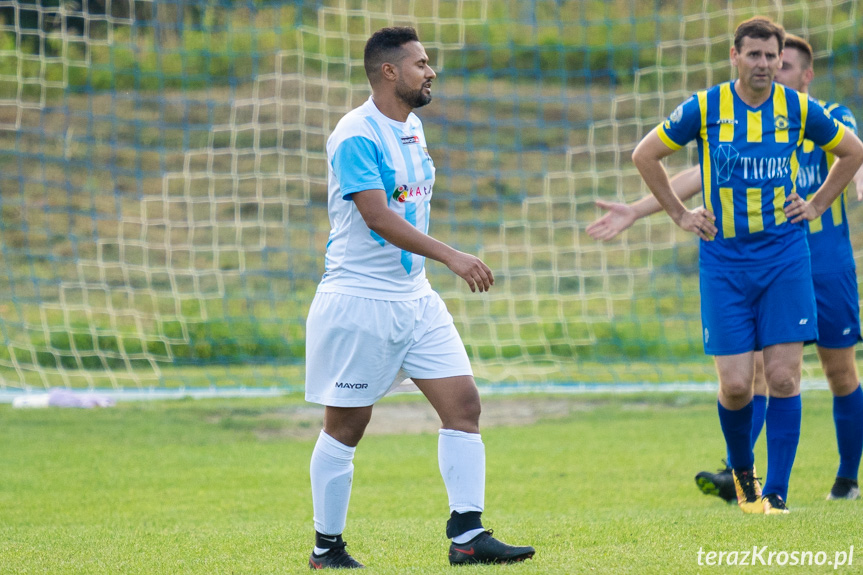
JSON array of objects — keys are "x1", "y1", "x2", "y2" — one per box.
[
  {"x1": 657, "y1": 81, "x2": 845, "y2": 269},
  {"x1": 800, "y1": 99, "x2": 858, "y2": 274}
]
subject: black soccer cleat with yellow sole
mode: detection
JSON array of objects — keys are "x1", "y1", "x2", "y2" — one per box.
[
  {"x1": 695, "y1": 461, "x2": 736, "y2": 503},
  {"x1": 449, "y1": 530, "x2": 535, "y2": 565}
]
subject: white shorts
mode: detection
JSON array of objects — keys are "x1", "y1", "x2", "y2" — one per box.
[{"x1": 305, "y1": 291, "x2": 473, "y2": 407}]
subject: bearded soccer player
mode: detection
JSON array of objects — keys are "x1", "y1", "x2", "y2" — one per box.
[
  {"x1": 304, "y1": 27, "x2": 534, "y2": 568},
  {"x1": 631, "y1": 17, "x2": 863, "y2": 514}
]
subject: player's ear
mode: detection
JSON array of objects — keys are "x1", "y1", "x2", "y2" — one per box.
[{"x1": 381, "y1": 61, "x2": 398, "y2": 82}]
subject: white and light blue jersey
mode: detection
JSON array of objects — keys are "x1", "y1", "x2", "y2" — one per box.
[{"x1": 318, "y1": 96, "x2": 436, "y2": 300}]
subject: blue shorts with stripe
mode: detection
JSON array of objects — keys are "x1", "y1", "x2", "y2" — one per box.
[
  {"x1": 700, "y1": 257, "x2": 817, "y2": 355},
  {"x1": 812, "y1": 267, "x2": 862, "y2": 349}
]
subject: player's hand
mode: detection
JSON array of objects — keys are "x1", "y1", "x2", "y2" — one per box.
[
  {"x1": 675, "y1": 207, "x2": 717, "y2": 241},
  {"x1": 784, "y1": 192, "x2": 819, "y2": 223},
  {"x1": 854, "y1": 175, "x2": 863, "y2": 201},
  {"x1": 586, "y1": 200, "x2": 637, "y2": 241},
  {"x1": 446, "y1": 251, "x2": 494, "y2": 293}
]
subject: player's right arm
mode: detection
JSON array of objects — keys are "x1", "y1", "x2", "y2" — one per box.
[
  {"x1": 352, "y1": 189, "x2": 494, "y2": 293},
  {"x1": 586, "y1": 166, "x2": 703, "y2": 241},
  {"x1": 631, "y1": 129, "x2": 717, "y2": 241}
]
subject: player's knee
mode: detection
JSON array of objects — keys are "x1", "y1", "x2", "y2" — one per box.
[
  {"x1": 824, "y1": 361, "x2": 859, "y2": 395},
  {"x1": 442, "y1": 396, "x2": 481, "y2": 432},
  {"x1": 765, "y1": 372, "x2": 799, "y2": 397},
  {"x1": 323, "y1": 407, "x2": 373, "y2": 447},
  {"x1": 720, "y1": 379, "x2": 752, "y2": 402},
  {"x1": 459, "y1": 396, "x2": 482, "y2": 426}
]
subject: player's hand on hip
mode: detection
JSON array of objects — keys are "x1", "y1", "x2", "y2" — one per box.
[
  {"x1": 784, "y1": 192, "x2": 818, "y2": 223},
  {"x1": 446, "y1": 251, "x2": 494, "y2": 293},
  {"x1": 586, "y1": 200, "x2": 636, "y2": 241},
  {"x1": 677, "y1": 207, "x2": 717, "y2": 241}
]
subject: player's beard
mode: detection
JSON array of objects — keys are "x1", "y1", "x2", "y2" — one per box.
[{"x1": 396, "y1": 80, "x2": 432, "y2": 109}]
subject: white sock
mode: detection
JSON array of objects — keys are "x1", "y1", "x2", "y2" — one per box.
[
  {"x1": 452, "y1": 528, "x2": 485, "y2": 544},
  {"x1": 438, "y1": 429, "x2": 485, "y2": 514},
  {"x1": 310, "y1": 430, "x2": 356, "y2": 536}
]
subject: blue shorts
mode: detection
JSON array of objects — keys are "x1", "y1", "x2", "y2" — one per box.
[
  {"x1": 812, "y1": 267, "x2": 862, "y2": 349},
  {"x1": 700, "y1": 257, "x2": 817, "y2": 355}
]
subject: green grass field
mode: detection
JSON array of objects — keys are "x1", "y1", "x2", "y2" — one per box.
[{"x1": 1, "y1": 391, "x2": 859, "y2": 574}]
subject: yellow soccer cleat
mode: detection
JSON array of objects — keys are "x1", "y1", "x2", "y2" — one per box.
[
  {"x1": 732, "y1": 467, "x2": 764, "y2": 514},
  {"x1": 762, "y1": 493, "x2": 791, "y2": 515}
]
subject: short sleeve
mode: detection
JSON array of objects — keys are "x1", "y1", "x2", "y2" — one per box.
[
  {"x1": 830, "y1": 104, "x2": 858, "y2": 135},
  {"x1": 805, "y1": 100, "x2": 845, "y2": 152},
  {"x1": 656, "y1": 95, "x2": 702, "y2": 150},
  {"x1": 332, "y1": 135, "x2": 385, "y2": 198}
]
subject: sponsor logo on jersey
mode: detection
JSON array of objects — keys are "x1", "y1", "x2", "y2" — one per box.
[
  {"x1": 713, "y1": 144, "x2": 792, "y2": 185},
  {"x1": 796, "y1": 163, "x2": 824, "y2": 190},
  {"x1": 392, "y1": 184, "x2": 433, "y2": 202},
  {"x1": 335, "y1": 382, "x2": 369, "y2": 389},
  {"x1": 401, "y1": 135, "x2": 421, "y2": 145},
  {"x1": 740, "y1": 156, "x2": 791, "y2": 181}
]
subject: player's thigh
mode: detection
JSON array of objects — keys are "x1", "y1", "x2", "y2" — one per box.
[
  {"x1": 403, "y1": 293, "x2": 478, "y2": 429},
  {"x1": 812, "y1": 268, "x2": 861, "y2": 349},
  {"x1": 401, "y1": 292, "x2": 473, "y2": 380},
  {"x1": 305, "y1": 292, "x2": 412, "y2": 407},
  {"x1": 755, "y1": 257, "x2": 817, "y2": 349},
  {"x1": 700, "y1": 268, "x2": 756, "y2": 355}
]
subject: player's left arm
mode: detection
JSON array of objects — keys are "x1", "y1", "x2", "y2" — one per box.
[{"x1": 786, "y1": 111, "x2": 863, "y2": 223}]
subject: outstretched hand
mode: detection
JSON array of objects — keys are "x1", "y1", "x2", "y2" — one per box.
[
  {"x1": 675, "y1": 207, "x2": 717, "y2": 240},
  {"x1": 446, "y1": 251, "x2": 494, "y2": 293},
  {"x1": 586, "y1": 200, "x2": 637, "y2": 241}
]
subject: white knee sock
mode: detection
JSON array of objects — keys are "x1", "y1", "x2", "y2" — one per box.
[
  {"x1": 438, "y1": 428, "x2": 485, "y2": 513},
  {"x1": 310, "y1": 430, "x2": 356, "y2": 537}
]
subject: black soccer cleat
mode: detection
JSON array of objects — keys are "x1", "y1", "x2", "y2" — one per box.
[
  {"x1": 827, "y1": 477, "x2": 860, "y2": 501},
  {"x1": 448, "y1": 530, "x2": 535, "y2": 565},
  {"x1": 309, "y1": 542, "x2": 365, "y2": 569},
  {"x1": 762, "y1": 492, "x2": 790, "y2": 515},
  {"x1": 695, "y1": 460, "x2": 737, "y2": 503}
]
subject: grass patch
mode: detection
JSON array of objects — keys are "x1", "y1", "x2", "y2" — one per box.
[{"x1": 0, "y1": 391, "x2": 859, "y2": 573}]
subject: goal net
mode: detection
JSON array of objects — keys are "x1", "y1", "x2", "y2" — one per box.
[{"x1": 0, "y1": 0, "x2": 860, "y2": 394}]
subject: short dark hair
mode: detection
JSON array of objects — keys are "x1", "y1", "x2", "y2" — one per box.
[
  {"x1": 783, "y1": 33, "x2": 814, "y2": 69},
  {"x1": 734, "y1": 16, "x2": 785, "y2": 53},
  {"x1": 364, "y1": 27, "x2": 420, "y2": 84}
]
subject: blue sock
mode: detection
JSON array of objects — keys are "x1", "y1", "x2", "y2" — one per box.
[
  {"x1": 724, "y1": 395, "x2": 768, "y2": 468},
  {"x1": 718, "y1": 400, "x2": 754, "y2": 472},
  {"x1": 833, "y1": 385, "x2": 863, "y2": 480},
  {"x1": 762, "y1": 395, "x2": 802, "y2": 502},
  {"x1": 750, "y1": 394, "x2": 768, "y2": 450}
]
